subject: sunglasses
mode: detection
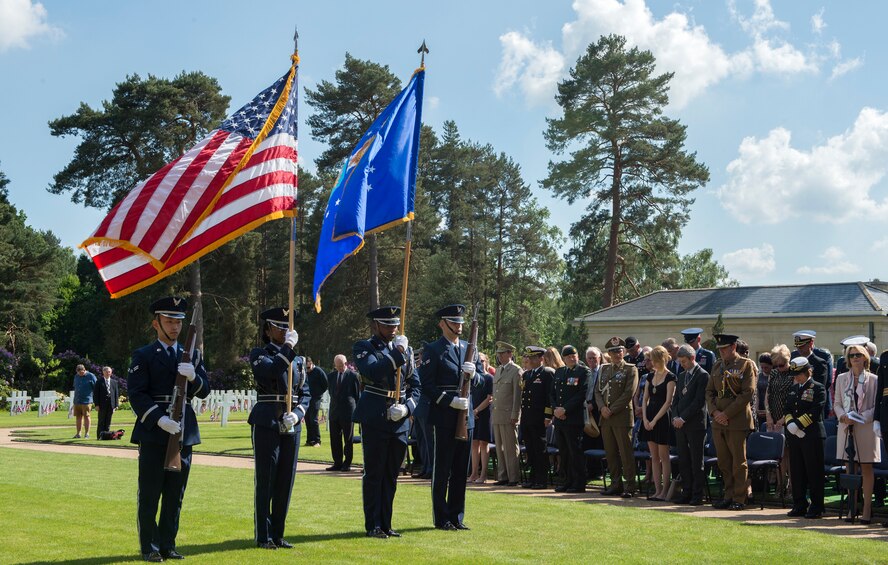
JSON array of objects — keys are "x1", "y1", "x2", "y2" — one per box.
[{"x1": 848, "y1": 352, "x2": 865, "y2": 359}]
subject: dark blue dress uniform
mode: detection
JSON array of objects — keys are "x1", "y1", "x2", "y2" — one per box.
[
  {"x1": 550, "y1": 347, "x2": 590, "y2": 492},
  {"x1": 128, "y1": 297, "x2": 210, "y2": 559},
  {"x1": 791, "y1": 330, "x2": 833, "y2": 417},
  {"x1": 681, "y1": 328, "x2": 715, "y2": 375},
  {"x1": 419, "y1": 304, "x2": 483, "y2": 529},
  {"x1": 783, "y1": 358, "x2": 826, "y2": 518},
  {"x1": 519, "y1": 347, "x2": 554, "y2": 488},
  {"x1": 353, "y1": 322, "x2": 421, "y2": 536},
  {"x1": 248, "y1": 338, "x2": 309, "y2": 547}
]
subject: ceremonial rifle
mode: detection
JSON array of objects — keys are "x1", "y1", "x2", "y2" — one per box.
[
  {"x1": 454, "y1": 303, "x2": 479, "y2": 441},
  {"x1": 164, "y1": 310, "x2": 198, "y2": 471}
]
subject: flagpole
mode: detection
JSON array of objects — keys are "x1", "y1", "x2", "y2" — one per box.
[{"x1": 286, "y1": 26, "x2": 299, "y2": 418}]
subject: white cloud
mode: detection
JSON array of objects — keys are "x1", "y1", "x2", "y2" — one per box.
[
  {"x1": 721, "y1": 243, "x2": 775, "y2": 277},
  {"x1": 494, "y1": 31, "x2": 565, "y2": 105},
  {"x1": 717, "y1": 107, "x2": 888, "y2": 224},
  {"x1": 797, "y1": 246, "x2": 859, "y2": 275},
  {"x1": 811, "y1": 8, "x2": 826, "y2": 34},
  {"x1": 0, "y1": 0, "x2": 62, "y2": 53},
  {"x1": 749, "y1": 36, "x2": 816, "y2": 74},
  {"x1": 874, "y1": 237, "x2": 888, "y2": 251},
  {"x1": 730, "y1": 0, "x2": 789, "y2": 35},
  {"x1": 830, "y1": 57, "x2": 863, "y2": 81},
  {"x1": 426, "y1": 96, "x2": 440, "y2": 110}
]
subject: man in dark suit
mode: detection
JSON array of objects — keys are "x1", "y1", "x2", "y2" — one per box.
[
  {"x1": 353, "y1": 306, "x2": 421, "y2": 538},
  {"x1": 419, "y1": 304, "x2": 483, "y2": 531},
  {"x1": 93, "y1": 366, "x2": 120, "y2": 438},
  {"x1": 127, "y1": 296, "x2": 210, "y2": 562},
  {"x1": 248, "y1": 306, "x2": 310, "y2": 550},
  {"x1": 327, "y1": 354, "x2": 361, "y2": 472},
  {"x1": 671, "y1": 344, "x2": 710, "y2": 505},
  {"x1": 304, "y1": 357, "x2": 327, "y2": 447}
]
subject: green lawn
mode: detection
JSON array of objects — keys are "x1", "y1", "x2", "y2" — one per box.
[
  {"x1": 0, "y1": 408, "x2": 249, "y2": 429},
  {"x1": 0, "y1": 447, "x2": 885, "y2": 564}
]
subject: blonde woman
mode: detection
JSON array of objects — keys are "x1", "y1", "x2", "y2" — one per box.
[
  {"x1": 834, "y1": 342, "x2": 880, "y2": 524},
  {"x1": 543, "y1": 347, "x2": 565, "y2": 370},
  {"x1": 640, "y1": 345, "x2": 677, "y2": 501}
]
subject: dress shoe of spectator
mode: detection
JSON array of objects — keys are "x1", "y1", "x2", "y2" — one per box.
[
  {"x1": 366, "y1": 527, "x2": 388, "y2": 539},
  {"x1": 160, "y1": 550, "x2": 184, "y2": 560},
  {"x1": 273, "y1": 539, "x2": 293, "y2": 549},
  {"x1": 143, "y1": 551, "x2": 163, "y2": 562}
]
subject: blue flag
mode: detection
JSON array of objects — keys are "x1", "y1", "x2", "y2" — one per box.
[{"x1": 313, "y1": 69, "x2": 424, "y2": 312}]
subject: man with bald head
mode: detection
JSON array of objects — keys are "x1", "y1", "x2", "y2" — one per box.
[{"x1": 326, "y1": 354, "x2": 360, "y2": 472}]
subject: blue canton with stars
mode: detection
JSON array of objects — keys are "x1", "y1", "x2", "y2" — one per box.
[{"x1": 218, "y1": 71, "x2": 298, "y2": 139}]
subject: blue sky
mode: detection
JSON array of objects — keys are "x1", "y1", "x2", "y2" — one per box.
[{"x1": 1, "y1": 0, "x2": 887, "y2": 287}]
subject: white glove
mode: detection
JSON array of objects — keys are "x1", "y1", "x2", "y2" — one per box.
[
  {"x1": 387, "y1": 404, "x2": 409, "y2": 421},
  {"x1": 284, "y1": 330, "x2": 299, "y2": 348},
  {"x1": 461, "y1": 362, "x2": 476, "y2": 378},
  {"x1": 393, "y1": 335, "x2": 408, "y2": 351},
  {"x1": 158, "y1": 416, "x2": 181, "y2": 435},
  {"x1": 282, "y1": 412, "x2": 299, "y2": 428},
  {"x1": 875, "y1": 421, "x2": 882, "y2": 438},
  {"x1": 449, "y1": 396, "x2": 469, "y2": 411},
  {"x1": 177, "y1": 362, "x2": 196, "y2": 382},
  {"x1": 786, "y1": 421, "x2": 805, "y2": 438}
]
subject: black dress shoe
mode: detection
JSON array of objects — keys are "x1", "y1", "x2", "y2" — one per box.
[
  {"x1": 273, "y1": 539, "x2": 293, "y2": 549},
  {"x1": 366, "y1": 527, "x2": 389, "y2": 538},
  {"x1": 728, "y1": 502, "x2": 745, "y2": 511},
  {"x1": 565, "y1": 487, "x2": 586, "y2": 494},
  {"x1": 143, "y1": 551, "x2": 164, "y2": 562},
  {"x1": 326, "y1": 465, "x2": 342, "y2": 471},
  {"x1": 454, "y1": 522, "x2": 470, "y2": 530},
  {"x1": 712, "y1": 499, "x2": 731, "y2": 509},
  {"x1": 620, "y1": 490, "x2": 636, "y2": 499},
  {"x1": 602, "y1": 487, "x2": 623, "y2": 496},
  {"x1": 531, "y1": 483, "x2": 547, "y2": 490},
  {"x1": 521, "y1": 482, "x2": 534, "y2": 488},
  {"x1": 554, "y1": 485, "x2": 568, "y2": 493},
  {"x1": 436, "y1": 521, "x2": 458, "y2": 531},
  {"x1": 688, "y1": 498, "x2": 704, "y2": 506},
  {"x1": 161, "y1": 550, "x2": 184, "y2": 560},
  {"x1": 805, "y1": 510, "x2": 824, "y2": 519},
  {"x1": 341, "y1": 466, "x2": 352, "y2": 472},
  {"x1": 787, "y1": 508, "x2": 807, "y2": 517},
  {"x1": 507, "y1": 481, "x2": 520, "y2": 487},
  {"x1": 257, "y1": 542, "x2": 277, "y2": 550},
  {"x1": 385, "y1": 529, "x2": 401, "y2": 537},
  {"x1": 493, "y1": 479, "x2": 509, "y2": 486},
  {"x1": 676, "y1": 497, "x2": 692, "y2": 505},
  {"x1": 420, "y1": 472, "x2": 433, "y2": 479}
]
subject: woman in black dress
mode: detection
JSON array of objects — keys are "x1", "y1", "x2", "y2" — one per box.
[
  {"x1": 468, "y1": 353, "x2": 494, "y2": 483},
  {"x1": 641, "y1": 345, "x2": 677, "y2": 501}
]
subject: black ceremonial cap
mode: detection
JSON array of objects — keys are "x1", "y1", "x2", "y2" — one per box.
[
  {"x1": 150, "y1": 296, "x2": 187, "y2": 319},
  {"x1": 368, "y1": 306, "x2": 401, "y2": 326},
  {"x1": 435, "y1": 304, "x2": 466, "y2": 324},
  {"x1": 561, "y1": 345, "x2": 578, "y2": 356},
  {"x1": 713, "y1": 334, "x2": 739, "y2": 348},
  {"x1": 260, "y1": 306, "x2": 294, "y2": 329},
  {"x1": 624, "y1": 336, "x2": 638, "y2": 349}
]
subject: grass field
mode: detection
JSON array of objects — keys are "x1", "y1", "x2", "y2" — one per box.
[{"x1": 1, "y1": 448, "x2": 885, "y2": 564}]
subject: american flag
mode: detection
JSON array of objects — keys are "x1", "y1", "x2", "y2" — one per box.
[{"x1": 81, "y1": 60, "x2": 299, "y2": 298}]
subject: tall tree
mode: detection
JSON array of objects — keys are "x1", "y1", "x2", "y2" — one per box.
[{"x1": 543, "y1": 34, "x2": 710, "y2": 308}]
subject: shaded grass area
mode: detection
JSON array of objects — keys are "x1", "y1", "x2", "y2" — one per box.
[
  {"x1": 0, "y1": 409, "x2": 252, "y2": 429},
  {"x1": 1, "y1": 448, "x2": 886, "y2": 564}
]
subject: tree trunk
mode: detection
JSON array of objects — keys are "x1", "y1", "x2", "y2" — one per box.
[
  {"x1": 494, "y1": 201, "x2": 505, "y2": 339},
  {"x1": 188, "y1": 260, "x2": 204, "y2": 353},
  {"x1": 603, "y1": 149, "x2": 622, "y2": 308},
  {"x1": 368, "y1": 233, "x2": 379, "y2": 310}
]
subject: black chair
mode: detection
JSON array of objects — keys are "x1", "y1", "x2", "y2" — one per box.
[
  {"x1": 824, "y1": 435, "x2": 845, "y2": 498},
  {"x1": 703, "y1": 433, "x2": 721, "y2": 502},
  {"x1": 633, "y1": 441, "x2": 652, "y2": 495},
  {"x1": 746, "y1": 431, "x2": 785, "y2": 509},
  {"x1": 545, "y1": 424, "x2": 559, "y2": 485},
  {"x1": 584, "y1": 448, "x2": 608, "y2": 489},
  {"x1": 824, "y1": 418, "x2": 838, "y2": 438}
]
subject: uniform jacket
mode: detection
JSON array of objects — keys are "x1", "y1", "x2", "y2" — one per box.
[
  {"x1": 93, "y1": 377, "x2": 119, "y2": 409},
  {"x1": 128, "y1": 340, "x2": 210, "y2": 446},
  {"x1": 492, "y1": 360, "x2": 522, "y2": 424},
  {"x1": 705, "y1": 354, "x2": 755, "y2": 431},
  {"x1": 327, "y1": 368, "x2": 361, "y2": 424},
  {"x1": 352, "y1": 335, "x2": 421, "y2": 436},
  {"x1": 672, "y1": 364, "x2": 710, "y2": 430},
  {"x1": 695, "y1": 347, "x2": 716, "y2": 375},
  {"x1": 594, "y1": 361, "x2": 639, "y2": 428},
  {"x1": 876, "y1": 350, "x2": 888, "y2": 424},
  {"x1": 247, "y1": 342, "x2": 310, "y2": 429},
  {"x1": 306, "y1": 366, "x2": 328, "y2": 404},
  {"x1": 520, "y1": 366, "x2": 553, "y2": 426},
  {"x1": 792, "y1": 347, "x2": 834, "y2": 391},
  {"x1": 550, "y1": 362, "x2": 591, "y2": 427},
  {"x1": 418, "y1": 336, "x2": 483, "y2": 430},
  {"x1": 783, "y1": 378, "x2": 826, "y2": 438}
]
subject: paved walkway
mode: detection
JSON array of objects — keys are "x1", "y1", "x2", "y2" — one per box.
[{"x1": 3, "y1": 427, "x2": 886, "y2": 541}]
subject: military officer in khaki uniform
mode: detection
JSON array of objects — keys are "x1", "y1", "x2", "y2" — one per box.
[
  {"x1": 705, "y1": 333, "x2": 756, "y2": 510},
  {"x1": 595, "y1": 337, "x2": 639, "y2": 498},
  {"x1": 492, "y1": 341, "x2": 523, "y2": 486}
]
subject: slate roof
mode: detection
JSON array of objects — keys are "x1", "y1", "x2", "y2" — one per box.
[{"x1": 576, "y1": 282, "x2": 888, "y2": 322}]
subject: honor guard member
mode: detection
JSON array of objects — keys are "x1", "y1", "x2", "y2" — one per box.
[
  {"x1": 551, "y1": 345, "x2": 590, "y2": 493},
  {"x1": 791, "y1": 330, "x2": 833, "y2": 416},
  {"x1": 520, "y1": 346, "x2": 554, "y2": 489},
  {"x1": 782, "y1": 357, "x2": 827, "y2": 519},
  {"x1": 705, "y1": 333, "x2": 755, "y2": 511},
  {"x1": 128, "y1": 296, "x2": 210, "y2": 562},
  {"x1": 248, "y1": 307, "x2": 309, "y2": 550},
  {"x1": 419, "y1": 304, "x2": 484, "y2": 531},
  {"x1": 681, "y1": 328, "x2": 715, "y2": 375},
  {"x1": 353, "y1": 306, "x2": 421, "y2": 539},
  {"x1": 595, "y1": 337, "x2": 640, "y2": 498},
  {"x1": 491, "y1": 341, "x2": 523, "y2": 487}
]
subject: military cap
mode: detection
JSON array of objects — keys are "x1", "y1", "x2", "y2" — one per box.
[
  {"x1": 368, "y1": 306, "x2": 401, "y2": 326},
  {"x1": 680, "y1": 328, "x2": 704, "y2": 343},
  {"x1": 788, "y1": 356, "x2": 811, "y2": 374},
  {"x1": 841, "y1": 335, "x2": 869, "y2": 347},
  {"x1": 435, "y1": 304, "x2": 466, "y2": 324},
  {"x1": 522, "y1": 345, "x2": 546, "y2": 357},
  {"x1": 260, "y1": 306, "x2": 294, "y2": 330},
  {"x1": 150, "y1": 296, "x2": 188, "y2": 319},
  {"x1": 561, "y1": 345, "x2": 578, "y2": 356},
  {"x1": 792, "y1": 330, "x2": 816, "y2": 347},
  {"x1": 714, "y1": 334, "x2": 739, "y2": 348},
  {"x1": 625, "y1": 336, "x2": 639, "y2": 349},
  {"x1": 605, "y1": 336, "x2": 625, "y2": 351},
  {"x1": 496, "y1": 341, "x2": 516, "y2": 354}
]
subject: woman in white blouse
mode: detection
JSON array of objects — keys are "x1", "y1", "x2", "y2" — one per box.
[{"x1": 833, "y1": 342, "x2": 880, "y2": 524}]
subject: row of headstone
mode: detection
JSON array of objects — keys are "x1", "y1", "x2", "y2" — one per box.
[
  {"x1": 37, "y1": 391, "x2": 60, "y2": 417},
  {"x1": 192, "y1": 390, "x2": 258, "y2": 426},
  {"x1": 4, "y1": 391, "x2": 31, "y2": 415}
]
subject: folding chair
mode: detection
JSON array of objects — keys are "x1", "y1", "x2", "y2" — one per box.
[{"x1": 746, "y1": 431, "x2": 785, "y2": 509}]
